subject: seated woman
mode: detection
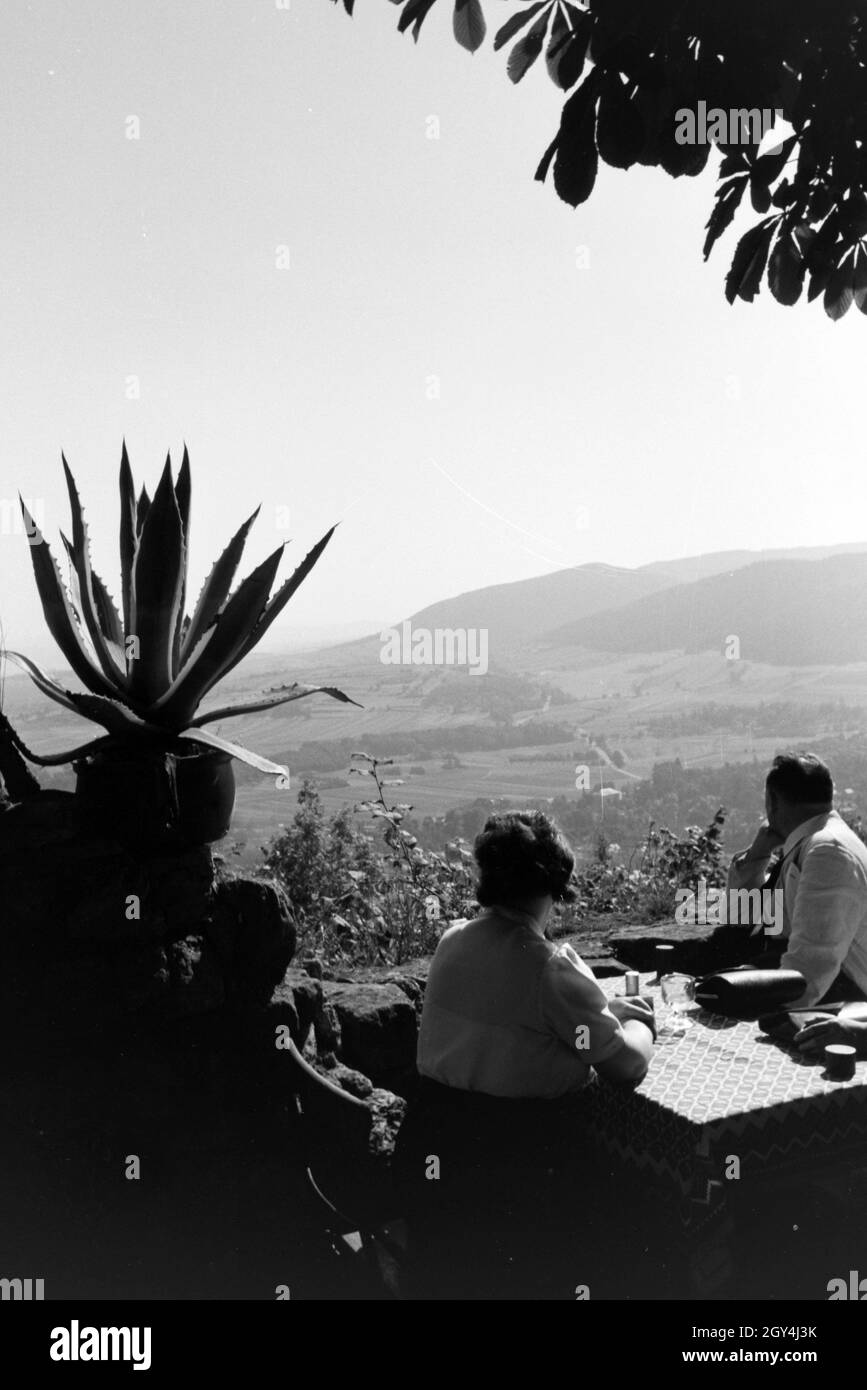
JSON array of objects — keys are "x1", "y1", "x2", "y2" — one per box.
[{"x1": 394, "y1": 810, "x2": 656, "y2": 1299}]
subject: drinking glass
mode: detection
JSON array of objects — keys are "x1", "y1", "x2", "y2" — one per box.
[{"x1": 659, "y1": 973, "x2": 698, "y2": 1037}]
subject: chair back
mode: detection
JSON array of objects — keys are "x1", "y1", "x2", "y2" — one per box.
[{"x1": 283, "y1": 1038, "x2": 387, "y2": 1228}]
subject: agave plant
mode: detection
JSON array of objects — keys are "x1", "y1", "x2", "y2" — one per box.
[{"x1": 3, "y1": 444, "x2": 356, "y2": 775}]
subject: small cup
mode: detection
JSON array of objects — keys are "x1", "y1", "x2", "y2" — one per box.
[
  {"x1": 625, "y1": 971, "x2": 641, "y2": 997},
  {"x1": 824, "y1": 1044, "x2": 857, "y2": 1080},
  {"x1": 654, "y1": 945, "x2": 675, "y2": 980}
]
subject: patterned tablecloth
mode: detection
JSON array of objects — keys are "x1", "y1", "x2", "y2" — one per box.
[{"x1": 588, "y1": 974, "x2": 867, "y2": 1201}]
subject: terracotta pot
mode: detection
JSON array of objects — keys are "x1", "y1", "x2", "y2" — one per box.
[{"x1": 74, "y1": 740, "x2": 235, "y2": 849}]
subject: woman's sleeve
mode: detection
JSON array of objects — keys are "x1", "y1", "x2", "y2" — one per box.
[{"x1": 539, "y1": 948, "x2": 627, "y2": 1065}]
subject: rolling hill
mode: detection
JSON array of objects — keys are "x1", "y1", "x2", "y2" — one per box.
[
  {"x1": 315, "y1": 541, "x2": 867, "y2": 671},
  {"x1": 546, "y1": 553, "x2": 867, "y2": 665}
]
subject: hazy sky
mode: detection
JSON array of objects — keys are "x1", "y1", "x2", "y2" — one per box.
[{"x1": 1, "y1": 0, "x2": 865, "y2": 667}]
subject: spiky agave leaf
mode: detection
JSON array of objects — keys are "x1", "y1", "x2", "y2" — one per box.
[
  {"x1": 188, "y1": 680, "x2": 360, "y2": 728},
  {"x1": 18, "y1": 499, "x2": 119, "y2": 699},
  {"x1": 175, "y1": 445, "x2": 191, "y2": 540},
  {"x1": 171, "y1": 444, "x2": 192, "y2": 677},
  {"x1": 4, "y1": 651, "x2": 165, "y2": 738},
  {"x1": 1, "y1": 729, "x2": 115, "y2": 766},
  {"x1": 4, "y1": 649, "x2": 88, "y2": 717},
  {"x1": 90, "y1": 569, "x2": 125, "y2": 659},
  {"x1": 128, "y1": 458, "x2": 185, "y2": 706},
  {"x1": 153, "y1": 544, "x2": 286, "y2": 728},
  {"x1": 182, "y1": 724, "x2": 291, "y2": 776},
  {"x1": 119, "y1": 440, "x2": 137, "y2": 637},
  {"x1": 17, "y1": 447, "x2": 355, "y2": 779},
  {"x1": 65, "y1": 691, "x2": 168, "y2": 737},
  {"x1": 215, "y1": 526, "x2": 338, "y2": 679},
  {"x1": 61, "y1": 457, "x2": 126, "y2": 684},
  {"x1": 180, "y1": 505, "x2": 261, "y2": 660},
  {"x1": 59, "y1": 532, "x2": 85, "y2": 626},
  {"x1": 135, "y1": 484, "x2": 150, "y2": 536}
]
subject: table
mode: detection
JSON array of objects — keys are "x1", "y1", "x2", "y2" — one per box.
[{"x1": 585, "y1": 974, "x2": 867, "y2": 1295}]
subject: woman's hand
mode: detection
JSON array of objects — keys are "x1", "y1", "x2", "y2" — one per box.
[
  {"x1": 794, "y1": 1016, "x2": 867, "y2": 1058},
  {"x1": 609, "y1": 996, "x2": 657, "y2": 1041}
]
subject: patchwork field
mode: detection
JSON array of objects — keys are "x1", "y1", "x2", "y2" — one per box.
[{"x1": 5, "y1": 635, "x2": 867, "y2": 876}]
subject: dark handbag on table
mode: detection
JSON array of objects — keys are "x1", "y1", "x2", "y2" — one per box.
[{"x1": 693, "y1": 968, "x2": 806, "y2": 1019}]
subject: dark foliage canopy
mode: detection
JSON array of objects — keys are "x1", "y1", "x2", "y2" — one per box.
[{"x1": 330, "y1": 0, "x2": 867, "y2": 319}]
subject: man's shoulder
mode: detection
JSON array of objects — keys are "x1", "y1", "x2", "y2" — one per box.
[{"x1": 802, "y1": 817, "x2": 867, "y2": 870}]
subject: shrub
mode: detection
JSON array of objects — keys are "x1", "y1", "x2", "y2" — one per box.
[
  {"x1": 263, "y1": 779, "x2": 729, "y2": 963},
  {"x1": 261, "y1": 763, "x2": 477, "y2": 965}
]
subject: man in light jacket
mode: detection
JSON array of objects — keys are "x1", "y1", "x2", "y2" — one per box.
[{"x1": 727, "y1": 753, "x2": 867, "y2": 1007}]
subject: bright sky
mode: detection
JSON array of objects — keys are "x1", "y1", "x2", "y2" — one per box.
[{"x1": 1, "y1": 0, "x2": 864, "y2": 667}]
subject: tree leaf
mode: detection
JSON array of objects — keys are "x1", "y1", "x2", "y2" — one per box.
[
  {"x1": 854, "y1": 247, "x2": 867, "y2": 315},
  {"x1": 534, "y1": 132, "x2": 559, "y2": 182},
  {"x1": 750, "y1": 174, "x2": 773, "y2": 213},
  {"x1": 808, "y1": 261, "x2": 834, "y2": 302},
  {"x1": 702, "y1": 174, "x2": 748, "y2": 260},
  {"x1": 719, "y1": 151, "x2": 750, "y2": 178},
  {"x1": 546, "y1": 8, "x2": 590, "y2": 90},
  {"x1": 507, "y1": 9, "x2": 550, "y2": 83},
  {"x1": 659, "y1": 118, "x2": 711, "y2": 179},
  {"x1": 805, "y1": 212, "x2": 841, "y2": 301},
  {"x1": 453, "y1": 0, "x2": 486, "y2": 53},
  {"x1": 824, "y1": 252, "x2": 856, "y2": 321},
  {"x1": 544, "y1": 5, "x2": 568, "y2": 74},
  {"x1": 493, "y1": 0, "x2": 547, "y2": 52},
  {"x1": 596, "y1": 71, "x2": 644, "y2": 170},
  {"x1": 841, "y1": 192, "x2": 867, "y2": 240},
  {"x1": 724, "y1": 216, "x2": 778, "y2": 304},
  {"x1": 767, "y1": 228, "x2": 806, "y2": 305},
  {"x1": 553, "y1": 72, "x2": 600, "y2": 207},
  {"x1": 751, "y1": 133, "x2": 797, "y2": 187},
  {"x1": 770, "y1": 178, "x2": 796, "y2": 209},
  {"x1": 397, "y1": 0, "x2": 438, "y2": 41}
]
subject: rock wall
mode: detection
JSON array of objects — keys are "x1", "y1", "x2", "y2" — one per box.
[{"x1": 0, "y1": 789, "x2": 415, "y2": 1183}]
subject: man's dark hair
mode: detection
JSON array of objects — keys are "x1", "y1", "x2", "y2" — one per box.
[
  {"x1": 474, "y1": 810, "x2": 577, "y2": 906},
  {"x1": 765, "y1": 753, "x2": 833, "y2": 807}
]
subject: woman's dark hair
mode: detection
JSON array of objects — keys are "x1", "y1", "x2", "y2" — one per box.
[{"x1": 473, "y1": 810, "x2": 577, "y2": 906}]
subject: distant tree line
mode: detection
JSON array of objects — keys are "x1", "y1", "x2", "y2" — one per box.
[{"x1": 406, "y1": 738, "x2": 867, "y2": 860}]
